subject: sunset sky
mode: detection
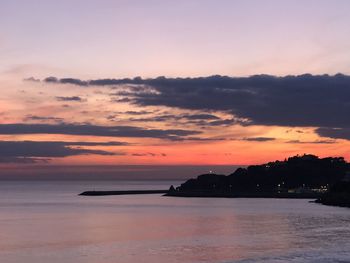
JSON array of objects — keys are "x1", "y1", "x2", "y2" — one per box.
[{"x1": 1, "y1": 0, "x2": 350, "y2": 179}]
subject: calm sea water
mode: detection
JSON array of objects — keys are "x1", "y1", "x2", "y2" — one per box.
[{"x1": 0, "y1": 180, "x2": 349, "y2": 263}]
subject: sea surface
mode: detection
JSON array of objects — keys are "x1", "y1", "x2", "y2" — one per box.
[{"x1": 0, "y1": 180, "x2": 349, "y2": 263}]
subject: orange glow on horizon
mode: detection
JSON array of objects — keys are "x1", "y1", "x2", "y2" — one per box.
[{"x1": 0, "y1": 75, "x2": 349, "y2": 169}]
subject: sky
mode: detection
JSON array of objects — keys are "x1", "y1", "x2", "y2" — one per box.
[{"x1": 0, "y1": 0, "x2": 350, "y2": 179}]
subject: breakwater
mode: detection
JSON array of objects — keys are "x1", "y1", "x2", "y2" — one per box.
[{"x1": 79, "y1": 190, "x2": 168, "y2": 196}]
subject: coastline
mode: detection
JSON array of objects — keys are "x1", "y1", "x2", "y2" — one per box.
[{"x1": 165, "y1": 191, "x2": 322, "y2": 199}]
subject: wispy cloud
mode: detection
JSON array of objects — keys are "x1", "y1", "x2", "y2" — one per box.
[
  {"x1": 55, "y1": 96, "x2": 83, "y2": 102},
  {"x1": 24, "y1": 115, "x2": 64, "y2": 123},
  {"x1": 0, "y1": 157, "x2": 50, "y2": 164},
  {"x1": 285, "y1": 139, "x2": 336, "y2": 144},
  {"x1": 131, "y1": 152, "x2": 167, "y2": 157},
  {"x1": 243, "y1": 137, "x2": 276, "y2": 142}
]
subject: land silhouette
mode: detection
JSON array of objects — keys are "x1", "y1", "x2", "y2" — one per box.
[
  {"x1": 166, "y1": 154, "x2": 350, "y2": 206},
  {"x1": 79, "y1": 154, "x2": 350, "y2": 207},
  {"x1": 315, "y1": 181, "x2": 350, "y2": 207}
]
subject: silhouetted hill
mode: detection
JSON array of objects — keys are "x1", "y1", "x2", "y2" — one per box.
[{"x1": 167, "y1": 154, "x2": 350, "y2": 198}]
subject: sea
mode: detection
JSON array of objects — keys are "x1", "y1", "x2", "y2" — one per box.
[{"x1": 0, "y1": 180, "x2": 349, "y2": 263}]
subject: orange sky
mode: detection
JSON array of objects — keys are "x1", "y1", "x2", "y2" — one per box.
[
  {"x1": 0, "y1": 75, "x2": 349, "y2": 169},
  {"x1": 1, "y1": 1, "x2": 350, "y2": 178}
]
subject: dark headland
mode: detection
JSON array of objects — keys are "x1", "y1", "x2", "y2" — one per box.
[
  {"x1": 79, "y1": 154, "x2": 350, "y2": 207},
  {"x1": 315, "y1": 181, "x2": 350, "y2": 207},
  {"x1": 166, "y1": 154, "x2": 350, "y2": 207}
]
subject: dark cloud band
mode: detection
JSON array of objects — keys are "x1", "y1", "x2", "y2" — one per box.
[
  {"x1": 0, "y1": 123, "x2": 200, "y2": 140},
  {"x1": 34, "y1": 74, "x2": 350, "y2": 130},
  {"x1": 316, "y1": 127, "x2": 350, "y2": 140},
  {"x1": 0, "y1": 141, "x2": 122, "y2": 161}
]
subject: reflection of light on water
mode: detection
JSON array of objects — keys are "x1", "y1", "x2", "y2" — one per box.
[{"x1": 0, "y1": 181, "x2": 349, "y2": 263}]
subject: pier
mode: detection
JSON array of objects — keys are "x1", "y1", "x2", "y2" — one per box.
[{"x1": 79, "y1": 190, "x2": 168, "y2": 196}]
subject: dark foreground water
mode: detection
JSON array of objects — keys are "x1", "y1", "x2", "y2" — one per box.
[{"x1": 0, "y1": 181, "x2": 349, "y2": 263}]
